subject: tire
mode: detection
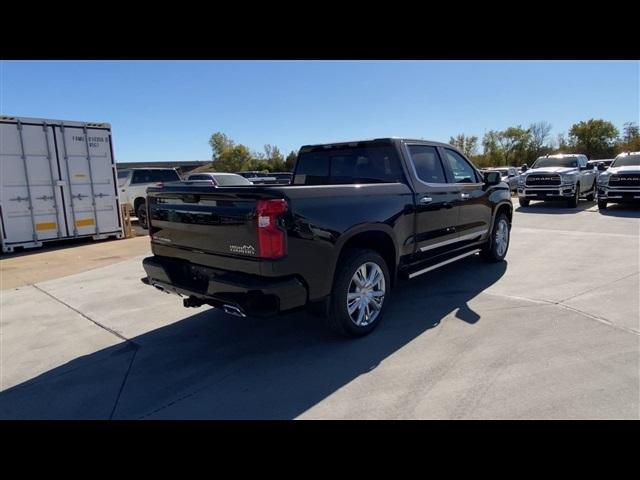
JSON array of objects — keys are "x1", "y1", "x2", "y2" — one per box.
[
  {"x1": 137, "y1": 201, "x2": 148, "y2": 229},
  {"x1": 481, "y1": 212, "x2": 511, "y2": 262},
  {"x1": 518, "y1": 197, "x2": 530, "y2": 207},
  {"x1": 567, "y1": 184, "x2": 579, "y2": 208},
  {"x1": 326, "y1": 249, "x2": 391, "y2": 337},
  {"x1": 598, "y1": 199, "x2": 608, "y2": 210}
]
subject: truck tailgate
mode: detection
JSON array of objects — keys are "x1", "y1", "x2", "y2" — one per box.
[{"x1": 147, "y1": 185, "x2": 284, "y2": 259}]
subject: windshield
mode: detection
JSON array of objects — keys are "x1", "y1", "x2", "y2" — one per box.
[
  {"x1": 214, "y1": 174, "x2": 253, "y2": 186},
  {"x1": 611, "y1": 154, "x2": 640, "y2": 168},
  {"x1": 493, "y1": 169, "x2": 509, "y2": 175},
  {"x1": 532, "y1": 157, "x2": 578, "y2": 168},
  {"x1": 117, "y1": 170, "x2": 130, "y2": 186}
]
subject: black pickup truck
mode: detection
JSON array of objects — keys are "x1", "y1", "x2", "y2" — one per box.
[{"x1": 142, "y1": 138, "x2": 513, "y2": 336}]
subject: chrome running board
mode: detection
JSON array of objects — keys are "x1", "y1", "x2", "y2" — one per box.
[{"x1": 408, "y1": 249, "x2": 481, "y2": 279}]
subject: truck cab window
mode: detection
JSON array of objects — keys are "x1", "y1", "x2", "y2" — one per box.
[
  {"x1": 408, "y1": 145, "x2": 447, "y2": 183},
  {"x1": 294, "y1": 145, "x2": 405, "y2": 185}
]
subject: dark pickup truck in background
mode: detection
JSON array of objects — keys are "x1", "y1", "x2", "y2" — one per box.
[{"x1": 142, "y1": 138, "x2": 513, "y2": 336}]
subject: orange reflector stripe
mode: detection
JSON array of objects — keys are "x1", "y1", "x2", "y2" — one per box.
[
  {"x1": 76, "y1": 218, "x2": 95, "y2": 227},
  {"x1": 35, "y1": 222, "x2": 57, "y2": 231}
]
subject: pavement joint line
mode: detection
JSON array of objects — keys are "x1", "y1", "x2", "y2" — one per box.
[
  {"x1": 31, "y1": 283, "x2": 139, "y2": 346},
  {"x1": 484, "y1": 291, "x2": 639, "y2": 336},
  {"x1": 30, "y1": 284, "x2": 143, "y2": 419},
  {"x1": 109, "y1": 346, "x2": 139, "y2": 420},
  {"x1": 554, "y1": 303, "x2": 640, "y2": 336},
  {"x1": 0, "y1": 348, "x2": 134, "y2": 394},
  {"x1": 136, "y1": 361, "x2": 255, "y2": 420},
  {"x1": 558, "y1": 271, "x2": 640, "y2": 304}
]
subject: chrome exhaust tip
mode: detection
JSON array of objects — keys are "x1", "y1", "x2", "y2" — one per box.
[{"x1": 223, "y1": 304, "x2": 246, "y2": 317}]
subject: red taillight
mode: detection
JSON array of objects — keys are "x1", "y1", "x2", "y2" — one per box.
[{"x1": 256, "y1": 199, "x2": 288, "y2": 259}]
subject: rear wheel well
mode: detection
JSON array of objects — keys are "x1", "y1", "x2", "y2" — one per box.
[
  {"x1": 336, "y1": 231, "x2": 397, "y2": 287},
  {"x1": 133, "y1": 197, "x2": 146, "y2": 212}
]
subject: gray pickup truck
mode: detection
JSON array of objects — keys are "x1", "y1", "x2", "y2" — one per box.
[{"x1": 517, "y1": 154, "x2": 597, "y2": 208}]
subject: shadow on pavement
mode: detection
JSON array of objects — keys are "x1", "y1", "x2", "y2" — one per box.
[
  {"x1": 515, "y1": 200, "x2": 596, "y2": 215},
  {"x1": 0, "y1": 256, "x2": 506, "y2": 420},
  {"x1": 597, "y1": 203, "x2": 640, "y2": 218}
]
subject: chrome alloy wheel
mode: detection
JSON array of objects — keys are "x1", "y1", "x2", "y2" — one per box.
[
  {"x1": 495, "y1": 218, "x2": 509, "y2": 257},
  {"x1": 347, "y1": 262, "x2": 386, "y2": 327}
]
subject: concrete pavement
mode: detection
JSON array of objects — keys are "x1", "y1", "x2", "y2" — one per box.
[{"x1": 0, "y1": 201, "x2": 638, "y2": 419}]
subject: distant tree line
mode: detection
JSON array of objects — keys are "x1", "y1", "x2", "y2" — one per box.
[
  {"x1": 450, "y1": 119, "x2": 639, "y2": 168},
  {"x1": 196, "y1": 120, "x2": 639, "y2": 174},
  {"x1": 193, "y1": 132, "x2": 297, "y2": 173}
]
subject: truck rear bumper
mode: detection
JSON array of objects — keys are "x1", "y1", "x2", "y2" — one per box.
[{"x1": 142, "y1": 255, "x2": 307, "y2": 316}]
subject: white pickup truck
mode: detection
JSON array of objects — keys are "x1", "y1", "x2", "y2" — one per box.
[
  {"x1": 517, "y1": 154, "x2": 597, "y2": 208},
  {"x1": 117, "y1": 168, "x2": 182, "y2": 228}
]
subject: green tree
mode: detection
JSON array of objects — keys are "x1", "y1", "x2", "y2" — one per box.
[
  {"x1": 285, "y1": 151, "x2": 297, "y2": 171},
  {"x1": 208, "y1": 132, "x2": 235, "y2": 160},
  {"x1": 568, "y1": 119, "x2": 619, "y2": 159},
  {"x1": 555, "y1": 133, "x2": 571, "y2": 153},
  {"x1": 620, "y1": 122, "x2": 640, "y2": 153},
  {"x1": 264, "y1": 144, "x2": 284, "y2": 163},
  {"x1": 449, "y1": 134, "x2": 479, "y2": 157},
  {"x1": 263, "y1": 144, "x2": 287, "y2": 171},
  {"x1": 482, "y1": 130, "x2": 503, "y2": 166},
  {"x1": 622, "y1": 122, "x2": 639, "y2": 142},
  {"x1": 526, "y1": 121, "x2": 553, "y2": 162},
  {"x1": 215, "y1": 144, "x2": 253, "y2": 172},
  {"x1": 498, "y1": 126, "x2": 531, "y2": 166}
]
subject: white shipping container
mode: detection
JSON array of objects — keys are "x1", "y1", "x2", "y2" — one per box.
[{"x1": 0, "y1": 116, "x2": 123, "y2": 253}]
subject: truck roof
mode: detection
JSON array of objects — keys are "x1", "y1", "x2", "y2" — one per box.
[
  {"x1": 539, "y1": 153, "x2": 586, "y2": 158},
  {"x1": 189, "y1": 171, "x2": 241, "y2": 176},
  {"x1": 299, "y1": 137, "x2": 453, "y2": 150}
]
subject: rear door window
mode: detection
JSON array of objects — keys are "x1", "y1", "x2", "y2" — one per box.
[
  {"x1": 188, "y1": 174, "x2": 210, "y2": 181},
  {"x1": 132, "y1": 169, "x2": 181, "y2": 184},
  {"x1": 294, "y1": 154, "x2": 330, "y2": 185},
  {"x1": 407, "y1": 145, "x2": 447, "y2": 183}
]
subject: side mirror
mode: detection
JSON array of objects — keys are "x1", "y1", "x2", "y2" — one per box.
[
  {"x1": 484, "y1": 171, "x2": 501, "y2": 186},
  {"x1": 521, "y1": 164, "x2": 528, "y2": 172}
]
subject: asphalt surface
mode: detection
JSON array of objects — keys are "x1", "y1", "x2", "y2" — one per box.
[{"x1": 1, "y1": 201, "x2": 638, "y2": 419}]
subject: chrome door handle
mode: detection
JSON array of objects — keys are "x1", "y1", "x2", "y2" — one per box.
[
  {"x1": 460, "y1": 193, "x2": 470, "y2": 199},
  {"x1": 419, "y1": 196, "x2": 432, "y2": 204}
]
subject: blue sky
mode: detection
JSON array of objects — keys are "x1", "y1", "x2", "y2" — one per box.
[{"x1": 1, "y1": 61, "x2": 638, "y2": 162}]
